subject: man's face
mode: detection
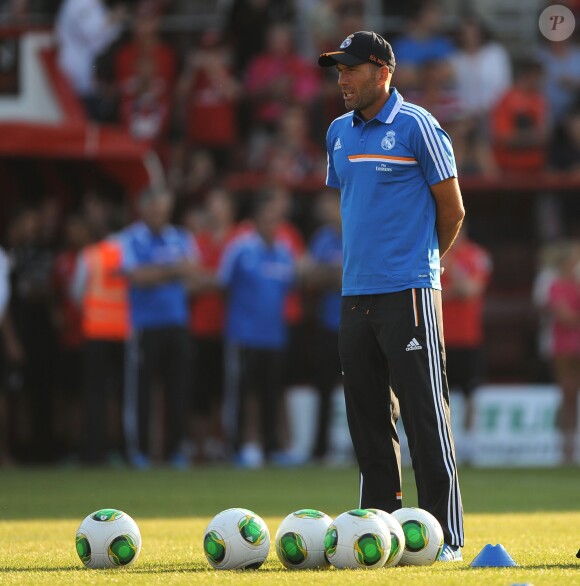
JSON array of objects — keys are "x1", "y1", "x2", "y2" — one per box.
[
  {"x1": 255, "y1": 203, "x2": 280, "y2": 245},
  {"x1": 336, "y1": 62, "x2": 382, "y2": 113},
  {"x1": 141, "y1": 193, "x2": 173, "y2": 232}
]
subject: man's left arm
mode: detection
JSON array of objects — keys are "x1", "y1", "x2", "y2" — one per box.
[
  {"x1": 408, "y1": 115, "x2": 465, "y2": 258},
  {"x1": 430, "y1": 177, "x2": 465, "y2": 259}
]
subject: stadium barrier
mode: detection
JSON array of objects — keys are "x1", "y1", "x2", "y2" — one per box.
[{"x1": 287, "y1": 385, "x2": 579, "y2": 467}]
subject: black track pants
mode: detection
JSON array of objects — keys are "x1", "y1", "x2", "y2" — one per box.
[
  {"x1": 125, "y1": 326, "x2": 191, "y2": 459},
  {"x1": 339, "y1": 288, "x2": 464, "y2": 547}
]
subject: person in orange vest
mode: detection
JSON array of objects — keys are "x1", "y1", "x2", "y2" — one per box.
[{"x1": 72, "y1": 235, "x2": 129, "y2": 465}]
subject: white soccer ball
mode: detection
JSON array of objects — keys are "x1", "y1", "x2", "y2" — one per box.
[
  {"x1": 275, "y1": 508, "x2": 333, "y2": 569},
  {"x1": 203, "y1": 508, "x2": 270, "y2": 570},
  {"x1": 323, "y1": 509, "x2": 390, "y2": 569},
  {"x1": 366, "y1": 508, "x2": 406, "y2": 567},
  {"x1": 75, "y1": 508, "x2": 141, "y2": 569},
  {"x1": 391, "y1": 507, "x2": 444, "y2": 566}
]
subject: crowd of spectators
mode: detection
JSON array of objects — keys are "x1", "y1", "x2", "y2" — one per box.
[
  {"x1": 47, "y1": 0, "x2": 580, "y2": 191},
  {"x1": 4, "y1": 0, "x2": 578, "y2": 183},
  {"x1": 0, "y1": 185, "x2": 347, "y2": 468},
  {"x1": 0, "y1": 0, "x2": 579, "y2": 467}
]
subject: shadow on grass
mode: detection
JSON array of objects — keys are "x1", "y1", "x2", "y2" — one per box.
[
  {"x1": 0, "y1": 566, "x2": 81, "y2": 573},
  {"x1": 3, "y1": 562, "x2": 578, "y2": 574},
  {"x1": 0, "y1": 566, "x2": 304, "y2": 574},
  {"x1": 452, "y1": 562, "x2": 579, "y2": 572}
]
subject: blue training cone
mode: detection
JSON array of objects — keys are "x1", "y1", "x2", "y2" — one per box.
[{"x1": 470, "y1": 544, "x2": 518, "y2": 567}]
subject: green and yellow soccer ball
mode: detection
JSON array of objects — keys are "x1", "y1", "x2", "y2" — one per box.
[
  {"x1": 75, "y1": 508, "x2": 141, "y2": 569},
  {"x1": 391, "y1": 507, "x2": 444, "y2": 566},
  {"x1": 203, "y1": 508, "x2": 270, "y2": 570},
  {"x1": 323, "y1": 509, "x2": 390, "y2": 569},
  {"x1": 275, "y1": 509, "x2": 333, "y2": 569},
  {"x1": 366, "y1": 508, "x2": 406, "y2": 567}
]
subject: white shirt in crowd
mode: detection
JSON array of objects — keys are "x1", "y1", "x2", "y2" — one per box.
[
  {"x1": 451, "y1": 42, "x2": 512, "y2": 117},
  {"x1": 56, "y1": 0, "x2": 123, "y2": 96}
]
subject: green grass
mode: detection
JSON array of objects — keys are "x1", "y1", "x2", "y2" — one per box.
[{"x1": 0, "y1": 466, "x2": 578, "y2": 585}]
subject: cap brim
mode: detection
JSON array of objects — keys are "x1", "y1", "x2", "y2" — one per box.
[{"x1": 318, "y1": 51, "x2": 367, "y2": 67}]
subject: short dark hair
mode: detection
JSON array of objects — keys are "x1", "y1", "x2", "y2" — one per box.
[
  {"x1": 457, "y1": 15, "x2": 494, "y2": 46},
  {"x1": 137, "y1": 186, "x2": 170, "y2": 208},
  {"x1": 410, "y1": 0, "x2": 442, "y2": 20},
  {"x1": 252, "y1": 191, "x2": 276, "y2": 218},
  {"x1": 514, "y1": 57, "x2": 543, "y2": 78}
]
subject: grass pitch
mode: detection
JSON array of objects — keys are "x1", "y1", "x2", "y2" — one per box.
[{"x1": 0, "y1": 466, "x2": 578, "y2": 585}]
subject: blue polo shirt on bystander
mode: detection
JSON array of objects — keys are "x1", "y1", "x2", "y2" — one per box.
[
  {"x1": 218, "y1": 233, "x2": 295, "y2": 349},
  {"x1": 121, "y1": 221, "x2": 198, "y2": 330}
]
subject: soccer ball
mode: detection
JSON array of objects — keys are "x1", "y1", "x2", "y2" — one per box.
[
  {"x1": 75, "y1": 508, "x2": 141, "y2": 569},
  {"x1": 203, "y1": 508, "x2": 270, "y2": 570},
  {"x1": 391, "y1": 507, "x2": 444, "y2": 566},
  {"x1": 323, "y1": 509, "x2": 390, "y2": 569},
  {"x1": 275, "y1": 508, "x2": 333, "y2": 569},
  {"x1": 366, "y1": 508, "x2": 405, "y2": 567}
]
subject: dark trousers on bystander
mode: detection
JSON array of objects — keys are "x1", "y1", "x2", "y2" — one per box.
[{"x1": 125, "y1": 326, "x2": 191, "y2": 459}]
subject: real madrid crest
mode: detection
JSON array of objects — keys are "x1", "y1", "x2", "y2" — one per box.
[
  {"x1": 381, "y1": 130, "x2": 396, "y2": 151},
  {"x1": 340, "y1": 35, "x2": 353, "y2": 49}
]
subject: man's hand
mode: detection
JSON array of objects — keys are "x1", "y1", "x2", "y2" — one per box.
[{"x1": 127, "y1": 259, "x2": 198, "y2": 288}]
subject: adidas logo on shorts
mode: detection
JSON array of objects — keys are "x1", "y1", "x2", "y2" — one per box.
[{"x1": 406, "y1": 338, "x2": 422, "y2": 351}]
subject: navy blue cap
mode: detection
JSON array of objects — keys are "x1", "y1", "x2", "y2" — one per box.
[{"x1": 318, "y1": 31, "x2": 395, "y2": 71}]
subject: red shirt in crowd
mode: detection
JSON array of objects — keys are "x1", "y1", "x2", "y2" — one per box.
[
  {"x1": 185, "y1": 59, "x2": 238, "y2": 148},
  {"x1": 244, "y1": 53, "x2": 320, "y2": 125},
  {"x1": 52, "y1": 250, "x2": 83, "y2": 349},
  {"x1": 441, "y1": 239, "x2": 492, "y2": 347},
  {"x1": 189, "y1": 227, "x2": 238, "y2": 338},
  {"x1": 116, "y1": 42, "x2": 175, "y2": 89},
  {"x1": 491, "y1": 87, "x2": 547, "y2": 172},
  {"x1": 115, "y1": 42, "x2": 176, "y2": 144}
]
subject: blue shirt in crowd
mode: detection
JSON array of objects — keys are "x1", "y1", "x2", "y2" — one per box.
[
  {"x1": 218, "y1": 233, "x2": 294, "y2": 349},
  {"x1": 392, "y1": 35, "x2": 455, "y2": 66},
  {"x1": 325, "y1": 88, "x2": 457, "y2": 296},
  {"x1": 121, "y1": 222, "x2": 198, "y2": 330},
  {"x1": 309, "y1": 225, "x2": 342, "y2": 331}
]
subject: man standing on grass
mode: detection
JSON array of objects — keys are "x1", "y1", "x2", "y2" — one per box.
[
  {"x1": 218, "y1": 193, "x2": 295, "y2": 468},
  {"x1": 318, "y1": 31, "x2": 465, "y2": 560},
  {"x1": 121, "y1": 188, "x2": 198, "y2": 469}
]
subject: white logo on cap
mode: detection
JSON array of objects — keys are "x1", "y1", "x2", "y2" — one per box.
[
  {"x1": 340, "y1": 36, "x2": 353, "y2": 49},
  {"x1": 381, "y1": 130, "x2": 396, "y2": 151}
]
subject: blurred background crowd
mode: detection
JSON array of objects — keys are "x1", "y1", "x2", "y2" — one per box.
[{"x1": 0, "y1": 0, "x2": 579, "y2": 467}]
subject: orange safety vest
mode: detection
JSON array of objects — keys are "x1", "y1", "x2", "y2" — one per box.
[{"x1": 82, "y1": 240, "x2": 129, "y2": 341}]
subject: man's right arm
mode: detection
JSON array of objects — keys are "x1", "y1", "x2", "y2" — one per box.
[
  {"x1": 121, "y1": 228, "x2": 201, "y2": 288},
  {"x1": 125, "y1": 262, "x2": 194, "y2": 288}
]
